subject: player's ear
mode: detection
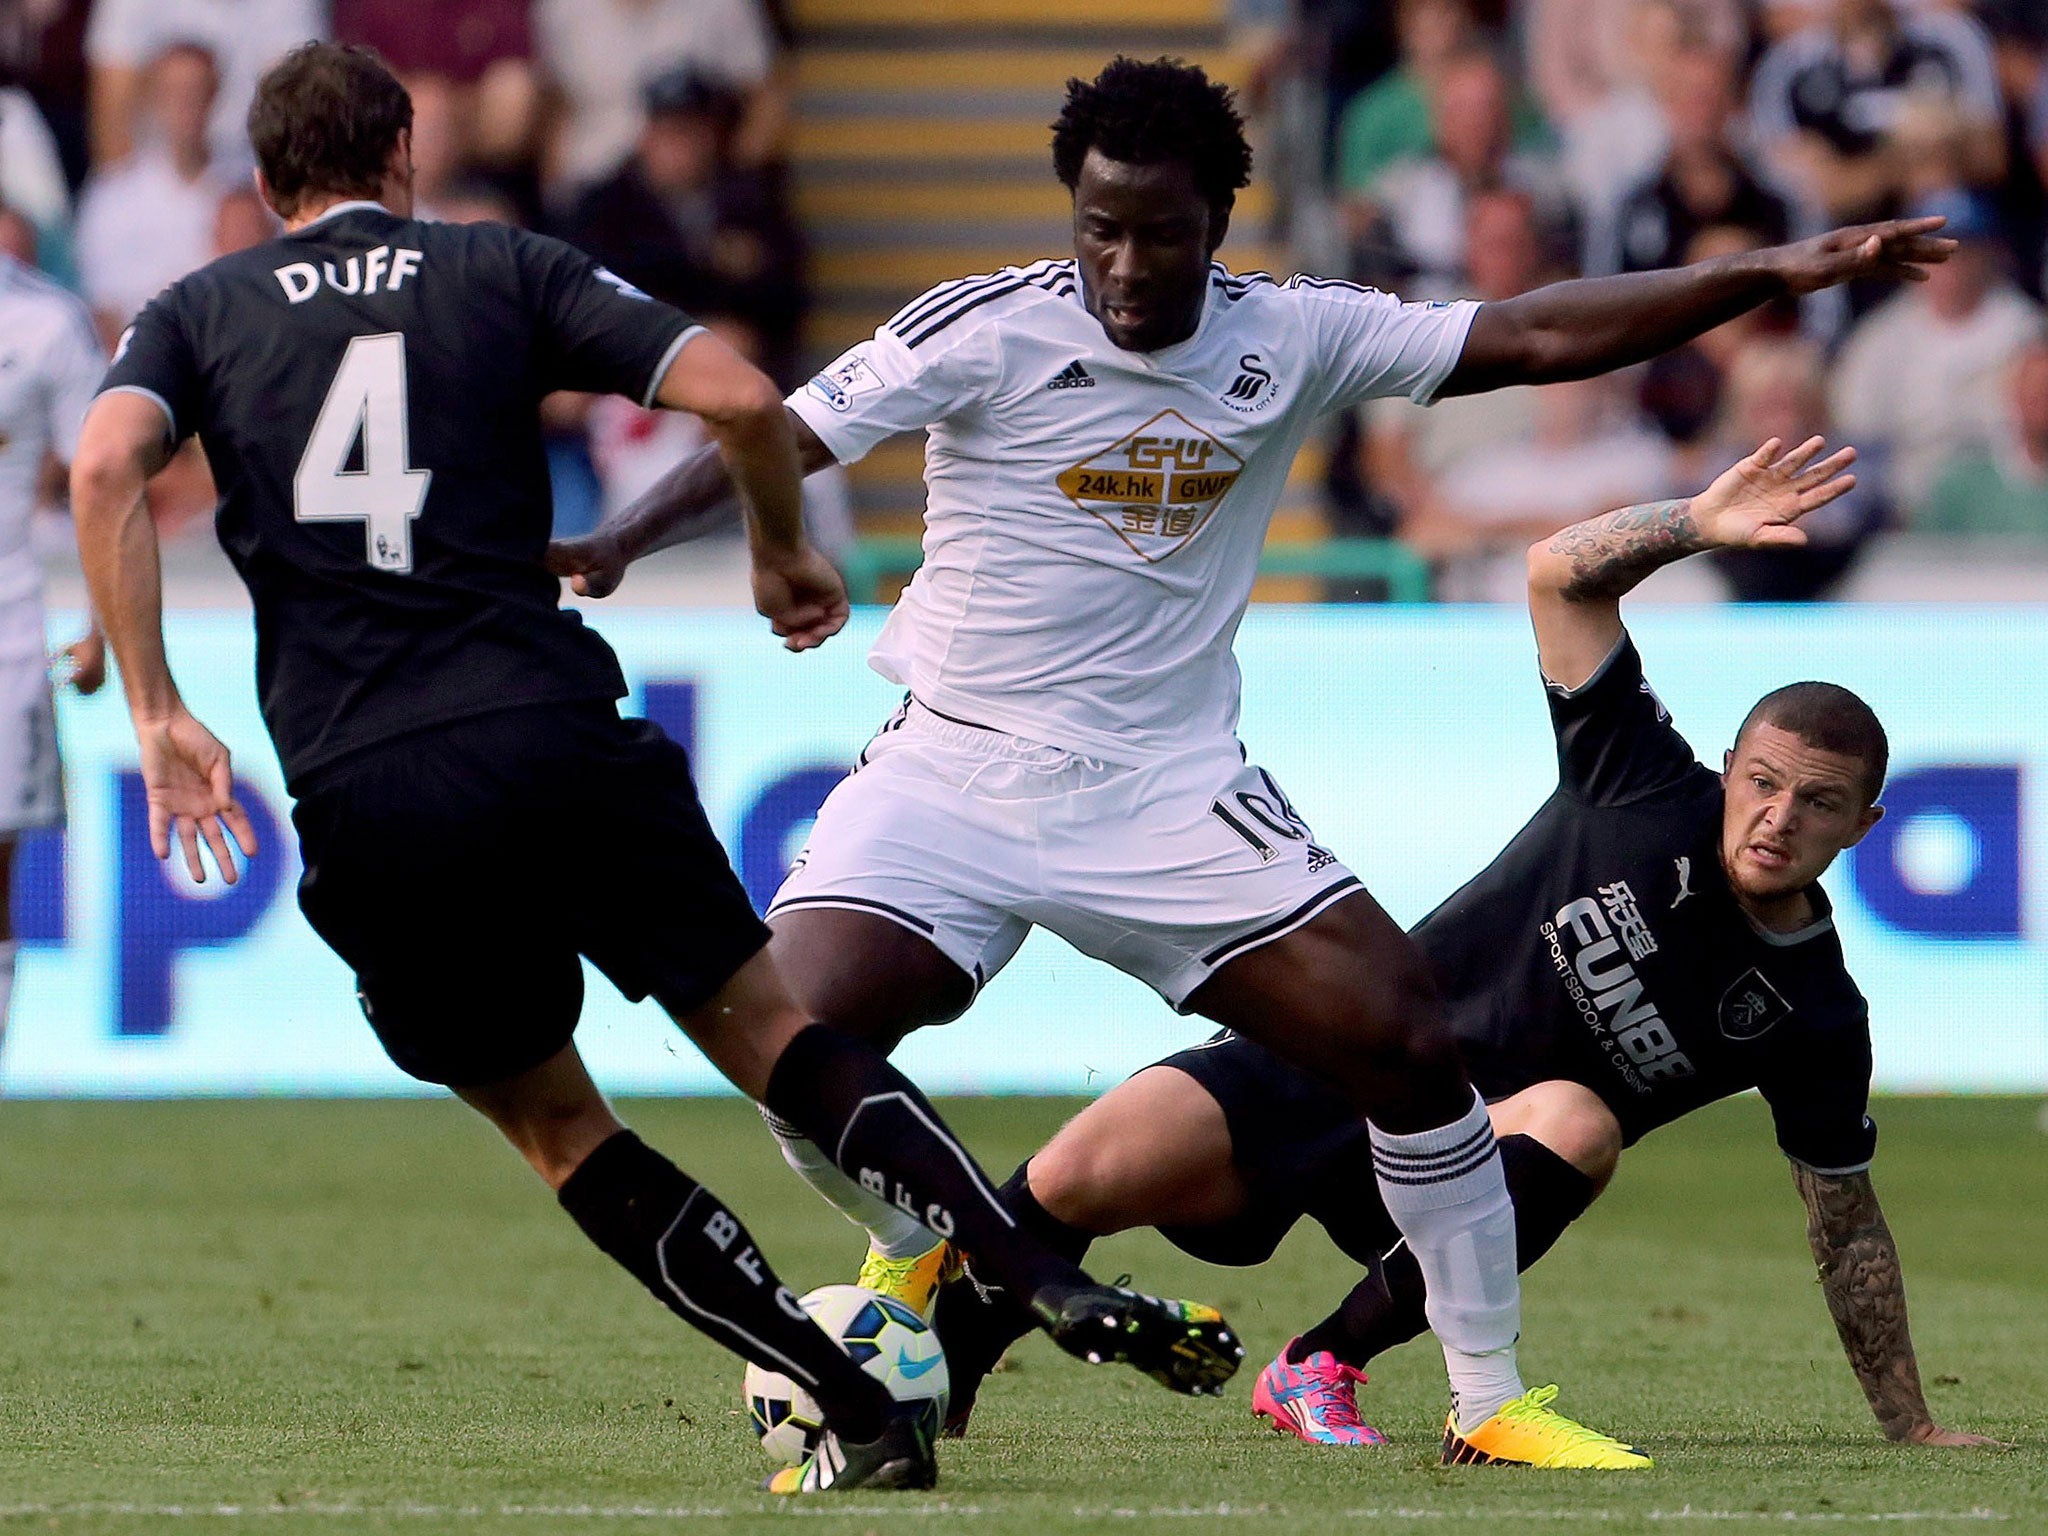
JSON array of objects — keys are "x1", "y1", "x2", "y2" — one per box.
[
  {"x1": 252, "y1": 165, "x2": 286, "y2": 221},
  {"x1": 1844, "y1": 801, "x2": 1883, "y2": 847},
  {"x1": 1207, "y1": 200, "x2": 1232, "y2": 257}
]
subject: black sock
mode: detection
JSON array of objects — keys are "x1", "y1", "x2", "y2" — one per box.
[
  {"x1": 556, "y1": 1130, "x2": 894, "y2": 1441},
  {"x1": 1291, "y1": 1133, "x2": 1598, "y2": 1369},
  {"x1": 930, "y1": 1163, "x2": 1097, "y2": 1425},
  {"x1": 763, "y1": 1025, "x2": 1092, "y2": 1303}
]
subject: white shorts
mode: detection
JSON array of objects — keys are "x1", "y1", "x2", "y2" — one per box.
[
  {"x1": 0, "y1": 649, "x2": 61, "y2": 837},
  {"x1": 770, "y1": 700, "x2": 1361, "y2": 1008}
]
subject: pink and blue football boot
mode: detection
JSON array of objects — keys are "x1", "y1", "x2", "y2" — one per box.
[{"x1": 1251, "y1": 1341, "x2": 1388, "y2": 1446}]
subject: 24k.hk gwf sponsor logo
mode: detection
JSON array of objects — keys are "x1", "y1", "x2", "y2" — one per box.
[{"x1": 1055, "y1": 409, "x2": 1244, "y2": 560}]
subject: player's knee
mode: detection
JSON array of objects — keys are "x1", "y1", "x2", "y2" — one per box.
[
  {"x1": 1492, "y1": 1081, "x2": 1623, "y2": 1186},
  {"x1": 1338, "y1": 958, "x2": 1457, "y2": 1078},
  {"x1": 1025, "y1": 1136, "x2": 1135, "y2": 1236}
]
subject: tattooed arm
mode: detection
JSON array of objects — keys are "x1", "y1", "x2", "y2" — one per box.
[
  {"x1": 1793, "y1": 1164, "x2": 2005, "y2": 1447},
  {"x1": 1527, "y1": 436, "x2": 1858, "y2": 688}
]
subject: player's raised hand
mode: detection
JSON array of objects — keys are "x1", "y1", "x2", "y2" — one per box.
[
  {"x1": 545, "y1": 529, "x2": 630, "y2": 599},
  {"x1": 135, "y1": 707, "x2": 258, "y2": 885},
  {"x1": 752, "y1": 542, "x2": 849, "y2": 652},
  {"x1": 1767, "y1": 216, "x2": 1957, "y2": 295},
  {"x1": 1690, "y1": 436, "x2": 1858, "y2": 549}
]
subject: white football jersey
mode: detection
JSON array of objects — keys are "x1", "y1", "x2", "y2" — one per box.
[
  {"x1": 0, "y1": 255, "x2": 104, "y2": 656},
  {"x1": 789, "y1": 258, "x2": 1477, "y2": 762}
]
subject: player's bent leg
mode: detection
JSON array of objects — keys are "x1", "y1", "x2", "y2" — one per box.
[
  {"x1": 1486, "y1": 1081, "x2": 1623, "y2": 1192},
  {"x1": 1029, "y1": 1065, "x2": 1253, "y2": 1235},
  {"x1": 680, "y1": 936, "x2": 1244, "y2": 1398},
  {"x1": 762, "y1": 907, "x2": 978, "y2": 1270},
  {"x1": 455, "y1": 1042, "x2": 626, "y2": 1187},
  {"x1": 936, "y1": 1066, "x2": 1254, "y2": 1434},
  {"x1": 1293, "y1": 1129, "x2": 1605, "y2": 1373},
  {"x1": 1191, "y1": 891, "x2": 1523, "y2": 1431},
  {"x1": 453, "y1": 1043, "x2": 929, "y2": 1490}
]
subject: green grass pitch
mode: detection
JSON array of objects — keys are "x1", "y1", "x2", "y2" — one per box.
[{"x1": 0, "y1": 1094, "x2": 2040, "y2": 1534}]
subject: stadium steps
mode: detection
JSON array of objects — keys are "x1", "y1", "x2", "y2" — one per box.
[{"x1": 785, "y1": 0, "x2": 1331, "y2": 572}]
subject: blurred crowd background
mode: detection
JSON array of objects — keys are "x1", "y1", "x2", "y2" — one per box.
[{"x1": 5, "y1": 0, "x2": 2048, "y2": 602}]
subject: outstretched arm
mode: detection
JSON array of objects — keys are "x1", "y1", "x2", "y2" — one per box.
[
  {"x1": 71, "y1": 392, "x2": 257, "y2": 883},
  {"x1": 1527, "y1": 436, "x2": 1856, "y2": 688},
  {"x1": 1792, "y1": 1164, "x2": 2004, "y2": 1448},
  {"x1": 546, "y1": 406, "x2": 836, "y2": 595},
  {"x1": 637, "y1": 333, "x2": 847, "y2": 650},
  {"x1": 1444, "y1": 218, "x2": 1955, "y2": 397}
]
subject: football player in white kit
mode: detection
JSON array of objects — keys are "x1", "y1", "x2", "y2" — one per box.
[
  {"x1": 0, "y1": 248, "x2": 108, "y2": 1050},
  {"x1": 551, "y1": 58, "x2": 1954, "y2": 1466}
]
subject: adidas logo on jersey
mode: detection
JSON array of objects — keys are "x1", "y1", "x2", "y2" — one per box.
[{"x1": 1046, "y1": 361, "x2": 1096, "y2": 390}]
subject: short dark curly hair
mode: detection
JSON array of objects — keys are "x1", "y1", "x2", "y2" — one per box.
[{"x1": 1052, "y1": 57, "x2": 1253, "y2": 214}]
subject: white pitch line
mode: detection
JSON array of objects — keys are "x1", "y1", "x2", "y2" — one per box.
[{"x1": 0, "y1": 1504, "x2": 2014, "y2": 1523}]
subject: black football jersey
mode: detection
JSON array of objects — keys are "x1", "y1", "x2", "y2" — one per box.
[
  {"x1": 1753, "y1": 16, "x2": 2001, "y2": 161},
  {"x1": 1415, "y1": 632, "x2": 1877, "y2": 1174},
  {"x1": 98, "y1": 202, "x2": 699, "y2": 786}
]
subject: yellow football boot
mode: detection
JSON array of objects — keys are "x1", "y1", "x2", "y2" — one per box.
[
  {"x1": 1440, "y1": 1385, "x2": 1653, "y2": 1469},
  {"x1": 855, "y1": 1239, "x2": 962, "y2": 1319}
]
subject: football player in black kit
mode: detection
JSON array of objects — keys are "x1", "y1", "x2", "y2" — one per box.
[
  {"x1": 66, "y1": 41, "x2": 1241, "y2": 1497},
  {"x1": 923, "y1": 435, "x2": 2005, "y2": 1458}
]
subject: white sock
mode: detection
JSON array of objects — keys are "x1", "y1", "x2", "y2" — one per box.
[
  {"x1": 1369, "y1": 1090, "x2": 1524, "y2": 1431},
  {"x1": 757, "y1": 1105, "x2": 938, "y2": 1259},
  {"x1": 0, "y1": 938, "x2": 16, "y2": 1050}
]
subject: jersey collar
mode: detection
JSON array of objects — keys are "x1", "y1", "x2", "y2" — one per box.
[
  {"x1": 1745, "y1": 881, "x2": 1836, "y2": 947},
  {"x1": 291, "y1": 199, "x2": 396, "y2": 234}
]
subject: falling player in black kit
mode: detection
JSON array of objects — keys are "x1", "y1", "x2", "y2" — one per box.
[
  {"x1": 926, "y1": 436, "x2": 2004, "y2": 1457},
  {"x1": 66, "y1": 42, "x2": 1240, "y2": 1497}
]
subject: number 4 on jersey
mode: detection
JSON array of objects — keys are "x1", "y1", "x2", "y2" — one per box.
[{"x1": 294, "y1": 331, "x2": 431, "y2": 573}]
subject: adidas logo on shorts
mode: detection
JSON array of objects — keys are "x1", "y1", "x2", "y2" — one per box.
[{"x1": 1046, "y1": 360, "x2": 1096, "y2": 390}]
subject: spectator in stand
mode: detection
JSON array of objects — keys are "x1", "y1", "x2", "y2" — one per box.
[
  {"x1": 1638, "y1": 223, "x2": 1803, "y2": 483},
  {"x1": 1830, "y1": 190, "x2": 2045, "y2": 513},
  {"x1": 211, "y1": 186, "x2": 277, "y2": 258},
  {"x1": 536, "y1": 0, "x2": 778, "y2": 190},
  {"x1": 1748, "y1": 0, "x2": 2005, "y2": 226},
  {"x1": 0, "y1": 73, "x2": 72, "y2": 277},
  {"x1": 1400, "y1": 373, "x2": 1675, "y2": 600},
  {"x1": 1535, "y1": 0, "x2": 1750, "y2": 232},
  {"x1": 73, "y1": 41, "x2": 234, "y2": 345},
  {"x1": 1709, "y1": 336, "x2": 1887, "y2": 598},
  {"x1": 558, "y1": 66, "x2": 806, "y2": 381},
  {"x1": 1921, "y1": 340, "x2": 2048, "y2": 539},
  {"x1": 587, "y1": 313, "x2": 855, "y2": 565},
  {"x1": 1349, "y1": 47, "x2": 1574, "y2": 293},
  {"x1": 1365, "y1": 187, "x2": 1545, "y2": 530},
  {"x1": 1334, "y1": 0, "x2": 1548, "y2": 202},
  {"x1": 1601, "y1": 47, "x2": 1796, "y2": 275},
  {"x1": 332, "y1": 0, "x2": 543, "y2": 219},
  {"x1": 2, "y1": 0, "x2": 92, "y2": 193},
  {"x1": 0, "y1": 205, "x2": 37, "y2": 266},
  {"x1": 85, "y1": 0, "x2": 323, "y2": 172},
  {"x1": 406, "y1": 71, "x2": 471, "y2": 223}
]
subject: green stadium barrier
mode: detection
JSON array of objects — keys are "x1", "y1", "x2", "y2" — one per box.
[{"x1": 841, "y1": 535, "x2": 1432, "y2": 603}]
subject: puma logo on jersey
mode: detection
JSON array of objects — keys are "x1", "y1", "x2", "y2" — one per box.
[
  {"x1": 1671, "y1": 856, "x2": 1694, "y2": 907},
  {"x1": 1046, "y1": 360, "x2": 1096, "y2": 390}
]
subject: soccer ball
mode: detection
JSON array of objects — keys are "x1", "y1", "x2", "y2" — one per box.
[{"x1": 742, "y1": 1284, "x2": 950, "y2": 1464}]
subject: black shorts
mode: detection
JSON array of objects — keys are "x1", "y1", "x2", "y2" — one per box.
[
  {"x1": 292, "y1": 702, "x2": 771, "y2": 1087},
  {"x1": 1155, "y1": 1031, "x2": 1400, "y2": 1269}
]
